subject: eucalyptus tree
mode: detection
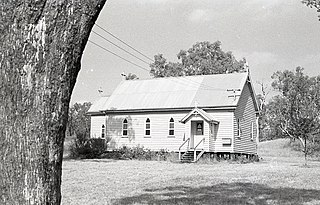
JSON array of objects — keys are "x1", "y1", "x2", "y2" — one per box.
[
  {"x1": 267, "y1": 67, "x2": 320, "y2": 163},
  {"x1": 150, "y1": 41, "x2": 246, "y2": 77},
  {"x1": 0, "y1": 1, "x2": 106, "y2": 204}
]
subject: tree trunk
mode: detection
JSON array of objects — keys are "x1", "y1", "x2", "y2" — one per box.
[
  {"x1": 304, "y1": 136, "x2": 308, "y2": 166},
  {"x1": 0, "y1": 1, "x2": 106, "y2": 204}
]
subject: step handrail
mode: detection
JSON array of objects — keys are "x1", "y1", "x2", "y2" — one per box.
[
  {"x1": 179, "y1": 138, "x2": 190, "y2": 160},
  {"x1": 193, "y1": 137, "x2": 205, "y2": 162}
]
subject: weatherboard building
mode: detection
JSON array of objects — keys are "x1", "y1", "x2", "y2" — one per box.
[{"x1": 88, "y1": 72, "x2": 259, "y2": 161}]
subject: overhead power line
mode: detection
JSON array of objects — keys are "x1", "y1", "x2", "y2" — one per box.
[
  {"x1": 90, "y1": 25, "x2": 226, "y2": 91},
  {"x1": 88, "y1": 40, "x2": 150, "y2": 72},
  {"x1": 88, "y1": 40, "x2": 227, "y2": 91},
  {"x1": 95, "y1": 23, "x2": 154, "y2": 62},
  {"x1": 91, "y1": 30, "x2": 151, "y2": 65}
]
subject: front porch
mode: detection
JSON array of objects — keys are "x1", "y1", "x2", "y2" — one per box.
[{"x1": 179, "y1": 107, "x2": 219, "y2": 162}]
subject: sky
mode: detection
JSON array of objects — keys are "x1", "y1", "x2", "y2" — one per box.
[{"x1": 71, "y1": 0, "x2": 320, "y2": 104}]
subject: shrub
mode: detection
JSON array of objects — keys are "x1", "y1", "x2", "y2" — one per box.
[
  {"x1": 100, "y1": 146, "x2": 173, "y2": 161},
  {"x1": 69, "y1": 134, "x2": 107, "y2": 159}
]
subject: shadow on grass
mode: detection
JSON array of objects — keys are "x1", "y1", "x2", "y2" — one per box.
[{"x1": 114, "y1": 183, "x2": 320, "y2": 205}]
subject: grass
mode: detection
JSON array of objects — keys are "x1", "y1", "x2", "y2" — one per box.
[{"x1": 61, "y1": 139, "x2": 320, "y2": 205}]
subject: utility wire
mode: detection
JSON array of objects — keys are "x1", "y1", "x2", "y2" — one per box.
[
  {"x1": 91, "y1": 30, "x2": 151, "y2": 65},
  {"x1": 88, "y1": 40, "x2": 228, "y2": 91},
  {"x1": 88, "y1": 40, "x2": 150, "y2": 72},
  {"x1": 95, "y1": 23, "x2": 154, "y2": 62},
  {"x1": 91, "y1": 25, "x2": 228, "y2": 91}
]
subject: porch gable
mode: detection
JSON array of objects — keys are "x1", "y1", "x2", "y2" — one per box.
[{"x1": 180, "y1": 108, "x2": 219, "y2": 124}]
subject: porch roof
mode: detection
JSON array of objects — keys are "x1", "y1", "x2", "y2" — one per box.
[{"x1": 180, "y1": 107, "x2": 219, "y2": 124}]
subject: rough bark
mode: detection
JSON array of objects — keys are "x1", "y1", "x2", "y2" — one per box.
[{"x1": 0, "y1": 1, "x2": 106, "y2": 204}]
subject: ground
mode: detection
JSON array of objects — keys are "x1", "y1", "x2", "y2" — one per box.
[{"x1": 61, "y1": 139, "x2": 320, "y2": 205}]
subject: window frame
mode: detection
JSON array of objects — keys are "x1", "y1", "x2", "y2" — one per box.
[
  {"x1": 122, "y1": 119, "x2": 128, "y2": 137},
  {"x1": 250, "y1": 121, "x2": 254, "y2": 141},
  {"x1": 101, "y1": 124, "x2": 105, "y2": 138},
  {"x1": 222, "y1": 138, "x2": 232, "y2": 147},
  {"x1": 196, "y1": 121, "x2": 204, "y2": 135},
  {"x1": 236, "y1": 118, "x2": 242, "y2": 138},
  {"x1": 145, "y1": 118, "x2": 151, "y2": 137},
  {"x1": 168, "y1": 118, "x2": 175, "y2": 137}
]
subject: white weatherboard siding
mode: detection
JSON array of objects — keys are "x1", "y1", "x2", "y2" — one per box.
[
  {"x1": 234, "y1": 83, "x2": 257, "y2": 154},
  {"x1": 88, "y1": 73, "x2": 259, "y2": 154},
  {"x1": 206, "y1": 111, "x2": 234, "y2": 152},
  {"x1": 106, "y1": 112, "x2": 186, "y2": 151},
  {"x1": 90, "y1": 115, "x2": 106, "y2": 138}
]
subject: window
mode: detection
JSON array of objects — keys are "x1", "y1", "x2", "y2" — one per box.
[
  {"x1": 196, "y1": 122, "x2": 203, "y2": 135},
  {"x1": 101, "y1": 124, "x2": 105, "y2": 138},
  {"x1": 236, "y1": 118, "x2": 241, "y2": 137},
  {"x1": 145, "y1": 118, "x2": 150, "y2": 136},
  {"x1": 122, "y1": 119, "x2": 128, "y2": 137},
  {"x1": 169, "y1": 118, "x2": 174, "y2": 136},
  {"x1": 250, "y1": 121, "x2": 254, "y2": 141},
  {"x1": 222, "y1": 138, "x2": 232, "y2": 147}
]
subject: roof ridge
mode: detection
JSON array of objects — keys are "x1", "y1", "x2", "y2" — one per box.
[{"x1": 125, "y1": 72, "x2": 248, "y2": 82}]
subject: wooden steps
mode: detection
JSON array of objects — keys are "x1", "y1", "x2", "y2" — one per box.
[{"x1": 180, "y1": 150, "x2": 195, "y2": 163}]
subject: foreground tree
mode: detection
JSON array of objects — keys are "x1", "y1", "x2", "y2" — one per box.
[
  {"x1": 0, "y1": 1, "x2": 106, "y2": 204},
  {"x1": 267, "y1": 67, "x2": 320, "y2": 163},
  {"x1": 150, "y1": 41, "x2": 246, "y2": 77}
]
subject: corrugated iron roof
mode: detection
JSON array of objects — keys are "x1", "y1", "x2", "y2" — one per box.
[
  {"x1": 89, "y1": 72, "x2": 250, "y2": 113},
  {"x1": 87, "y1": 96, "x2": 109, "y2": 113}
]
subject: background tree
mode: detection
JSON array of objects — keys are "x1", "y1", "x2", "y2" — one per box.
[
  {"x1": 0, "y1": 1, "x2": 106, "y2": 204},
  {"x1": 302, "y1": 0, "x2": 320, "y2": 20},
  {"x1": 150, "y1": 41, "x2": 246, "y2": 77},
  {"x1": 266, "y1": 67, "x2": 320, "y2": 163},
  {"x1": 125, "y1": 73, "x2": 139, "y2": 80},
  {"x1": 68, "y1": 102, "x2": 92, "y2": 138},
  {"x1": 256, "y1": 82, "x2": 270, "y2": 141}
]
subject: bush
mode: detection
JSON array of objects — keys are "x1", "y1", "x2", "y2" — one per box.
[
  {"x1": 100, "y1": 146, "x2": 174, "y2": 161},
  {"x1": 69, "y1": 134, "x2": 107, "y2": 159}
]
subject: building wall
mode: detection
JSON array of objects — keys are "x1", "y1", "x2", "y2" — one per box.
[
  {"x1": 106, "y1": 112, "x2": 187, "y2": 151},
  {"x1": 104, "y1": 110, "x2": 236, "y2": 152},
  {"x1": 233, "y1": 82, "x2": 258, "y2": 154},
  {"x1": 90, "y1": 115, "x2": 106, "y2": 139},
  {"x1": 205, "y1": 111, "x2": 234, "y2": 153}
]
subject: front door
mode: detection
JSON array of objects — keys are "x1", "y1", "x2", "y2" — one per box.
[{"x1": 190, "y1": 120, "x2": 204, "y2": 149}]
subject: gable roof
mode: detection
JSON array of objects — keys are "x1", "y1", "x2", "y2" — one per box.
[
  {"x1": 87, "y1": 96, "x2": 109, "y2": 114},
  {"x1": 88, "y1": 72, "x2": 258, "y2": 113},
  {"x1": 180, "y1": 108, "x2": 219, "y2": 124}
]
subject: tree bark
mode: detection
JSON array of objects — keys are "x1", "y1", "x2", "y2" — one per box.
[{"x1": 0, "y1": 1, "x2": 106, "y2": 204}]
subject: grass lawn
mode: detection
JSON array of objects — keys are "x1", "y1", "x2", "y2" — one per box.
[{"x1": 61, "y1": 139, "x2": 320, "y2": 205}]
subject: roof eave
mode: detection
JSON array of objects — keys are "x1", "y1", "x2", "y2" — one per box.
[
  {"x1": 102, "y1": 106, "x2": 237, "y2": 114},
  {"x1": 86, "y1": 111, "x2": 105, "y2": 116}
]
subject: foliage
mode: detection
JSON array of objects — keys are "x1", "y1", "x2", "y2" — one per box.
[
  {"x1": 150, "y1": 41, "x2": 246, "y2": 77},
  {"x1": 266, "y1": 67, "x2": 320, "y2": 162},
  {"x1": 100, "y1": 146, "x2": 173, "y2": 161},
  {"x1": 302, "y1": 0, "x2": 320, "y2": 20},
  {"x1": 69, "y1": 135, "x2": 107, "y2": 159},
  {"x1": 256, "y1": 94, "x2": 269, "y2": 141},
  {"x1": 68, "y1": 102, "x2": 92, "y2": 137},
  {"x1": 125, "y1": 73, "x2": 139, "y2": 80}
]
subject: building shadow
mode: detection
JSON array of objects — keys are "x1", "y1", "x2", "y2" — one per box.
[{"x1": 114, "y1": 182, "x2": 320, "y2": 205}]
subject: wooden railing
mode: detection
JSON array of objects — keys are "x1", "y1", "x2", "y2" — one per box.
[
  {"x1": 179, "y1": 138, "x2": 190, "y2": 161},
  {"x1": 193, "y1": 137, "x2": 205, "y2": 162}
]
